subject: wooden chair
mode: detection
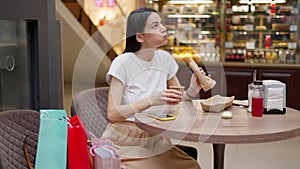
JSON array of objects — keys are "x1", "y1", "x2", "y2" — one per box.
[
  {"x1": 0, "y1": 109, "x2": 40, "y2": 169},
  {"x1": 70, "y1": 86, "x2": 198, "y2": 160}
]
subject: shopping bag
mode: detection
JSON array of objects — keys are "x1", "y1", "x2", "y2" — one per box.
[
  {"x1": 67, "y1": 115, "x2": 92, "y2": 169},
  {"x1": 89, "y1": 133, "x2": 121, "y2": 169},
  {"x1": 35, "y1": 109, "x2": 68, "y2": 169}
]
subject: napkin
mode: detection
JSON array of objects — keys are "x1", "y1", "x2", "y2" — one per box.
[{"x1": 265, "y1": 86, "x2": 284, "y2": 112}]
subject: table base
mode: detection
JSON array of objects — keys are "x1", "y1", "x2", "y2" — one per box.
[{"x1": 213, "y1": 144, "x2": 225, "y2": 169}]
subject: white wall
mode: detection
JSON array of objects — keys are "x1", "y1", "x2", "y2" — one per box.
[{"x1": 56, "y1": 0, "x2": 111, "y2": 90}]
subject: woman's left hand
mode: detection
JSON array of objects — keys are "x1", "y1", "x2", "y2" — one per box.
[{"x1": 187, "y1": 67, "x2": 209, "y2": 97}]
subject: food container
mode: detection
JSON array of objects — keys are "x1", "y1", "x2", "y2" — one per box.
[
  {"x1": 180, "y1": 5, "x2": 197, "y2": 14},
  {"x1": 198, "y1": 5, "x2": 206, "y2": 14},
  {"x1": 169, "y1": 85, "x2": 185, "y2": 93},
  {"x1": 255, "y1": 25, "x2": 267, "y2": 30},
  {"x1": 198, "y1": 5, "x2": 215, "y2": 14},
  {"x1": 272, "y1": 24, "x2": 290, "y2": 31},
  {"x1": 162, "y1": 4, "x2": 178, "y2": 14},
  {"x1": 231, "y1": 16, "x2": 241, "y2": 24},
  {"x1": 273, "y1": 42, "x2": 288, "y2": 48},
  {"x1": 200, "y1": 95, "x2": 235, "y2": 112},
  {"x1": 278, "y1": 6, "x2": 292, "y2": 14},
  {"x1": 230, "y1": 25, "x2": 245, "y2": 31},
  {"x1": 186, "y1": 57, "x2": 216, "y2": 92}
]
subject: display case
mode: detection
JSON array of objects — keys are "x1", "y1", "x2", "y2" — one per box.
[
  {"x1": 224, "y1": 0, "x2": 299, "y2": 64},
  {"x1": 147, "y1": 0, "x2": 299, "y2": 65},
  {"x1": 149, "y1": 0, "x2": 221, "y2": 63}
]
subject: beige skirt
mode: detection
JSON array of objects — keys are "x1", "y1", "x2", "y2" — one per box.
[{"x1": 101, "y1": 121, "x2": 201, "y2": 169}]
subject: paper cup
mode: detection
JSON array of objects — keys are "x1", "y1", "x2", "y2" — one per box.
[{"x1": 169, "y1": 85, "x2": 185, "y2": 93}]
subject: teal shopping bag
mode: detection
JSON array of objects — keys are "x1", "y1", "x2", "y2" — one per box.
[{"x1": 35, "y1": 110, "x2": 68, "y2": 169}]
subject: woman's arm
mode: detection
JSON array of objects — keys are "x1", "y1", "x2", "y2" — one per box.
[
  {"x1": 107, "y1": 77, "x2": 152, "y2": 123},
  {"x1": 108, "y1": 76, "x2": 183, "y2": 123}
]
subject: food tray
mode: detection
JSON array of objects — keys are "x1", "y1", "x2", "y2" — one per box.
[{"x1": 200, "y1": 95, "x2": 235, "y2": 112}]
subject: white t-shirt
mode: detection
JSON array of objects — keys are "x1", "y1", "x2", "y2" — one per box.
[{"x1": 106, "y1": 50, "x2": 179, "y2": 121}]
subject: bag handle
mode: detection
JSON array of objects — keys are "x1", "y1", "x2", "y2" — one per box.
[
  {"x1": 88, "y1": 132, "x2": 119, "y2": 158},
  {"x1": 23, "y1": 134, "x2": 37, "y2": 169}
]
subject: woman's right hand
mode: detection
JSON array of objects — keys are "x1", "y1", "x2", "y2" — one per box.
[{"x1": 149, "y1": 89, "x2": 182, "y2": 106}]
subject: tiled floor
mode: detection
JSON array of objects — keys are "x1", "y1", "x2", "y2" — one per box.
[
  {"x1": 64, "y1": 83, "x2": 300, "y2": 169},
  {"x1": 224, "y1": 137, "x2": 300, "y2": 169},
  {"x1": 178, "y1": 136, "x2": 300, "y2": 169}
]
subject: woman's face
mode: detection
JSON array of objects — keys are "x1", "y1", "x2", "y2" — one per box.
[{"x1": 139, "y1": 12, "x2": 168, "y2": 48}]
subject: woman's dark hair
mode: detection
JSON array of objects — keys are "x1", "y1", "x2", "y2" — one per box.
[{"x1": 123, "y1": 7, "x2": 158, "y2": 53}]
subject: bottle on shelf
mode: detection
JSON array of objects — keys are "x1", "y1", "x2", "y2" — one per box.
[{"x1": 224, "y1": 0, "x2": 299, "y2": 64}]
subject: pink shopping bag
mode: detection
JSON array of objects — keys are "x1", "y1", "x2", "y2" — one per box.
[{"x1": 89, "y1": 133, "x2": 121, "y2": 169}]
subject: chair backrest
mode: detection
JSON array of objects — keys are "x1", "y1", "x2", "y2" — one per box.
[
  {"x1": 0, "y1": 109, "x2": 40, "y2": 169},
  {"x1": 70, "y1": 87, "x2": 109, "y2": 138}
]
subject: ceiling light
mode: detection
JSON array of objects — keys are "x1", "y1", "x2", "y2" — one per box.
[
  {"x1": 168, "y1": 14, "x2": 211, "y2": 18},
  {"x1": 168, "y1": 0, "x2": 214, "y2": 4},
  {"x1": 239, "y1": 0, "x2": 286, "y2": 4}
]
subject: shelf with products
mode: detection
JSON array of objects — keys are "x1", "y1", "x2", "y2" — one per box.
[
  {"x1": 225, "y1": 0, "x2": 299, "y2": 64},
  {"x1": 153, "y1": 1, "x2": 221, "y2": 63}
]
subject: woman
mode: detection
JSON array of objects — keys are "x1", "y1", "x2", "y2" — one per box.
[{"x1": 103, "y1": 7, "x2": 205, "y2": 169}]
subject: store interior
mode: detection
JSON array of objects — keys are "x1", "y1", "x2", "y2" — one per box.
[
  {"x1": 81, "y1": 0, "x2": 299, "y2": 64},
  {"x1": 1, "y1": 1, "x2": 300, "y2": 169},
  {"x1": 58, "y1": 0, "x2": 300, "y2": 116},
  {"x1": 61, "y1": 2, "x2": 300, "y2": 168}
]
